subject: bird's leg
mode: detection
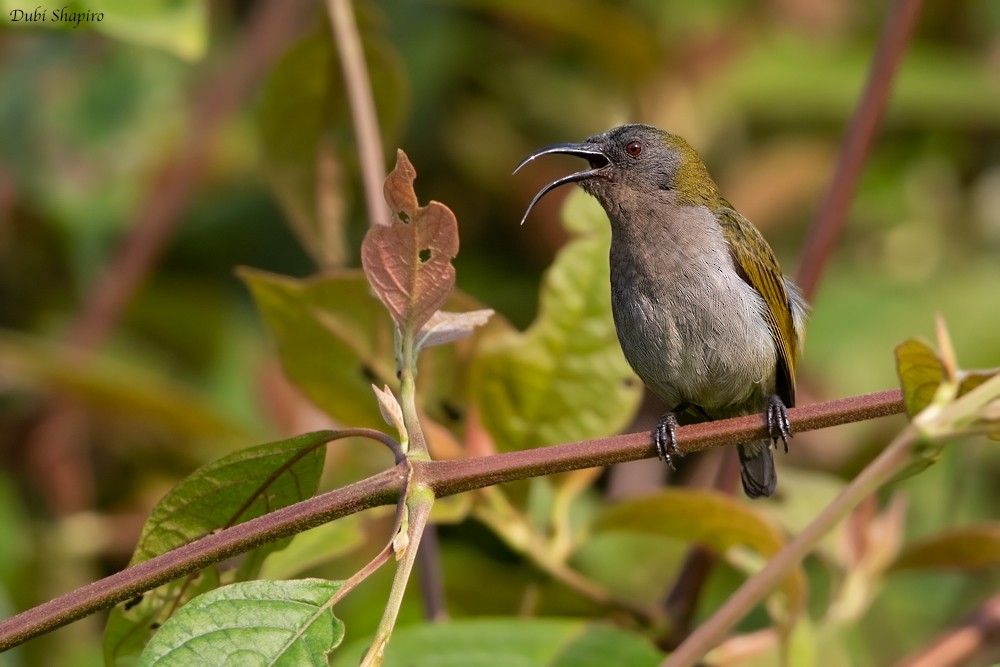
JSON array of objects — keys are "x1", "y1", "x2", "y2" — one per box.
[
  {"x1": 654, "y1": 410, "x2": 685, "y2": 470},
  {"x1": 766, "y1": 395, "x2": 792, "y2": 453}
]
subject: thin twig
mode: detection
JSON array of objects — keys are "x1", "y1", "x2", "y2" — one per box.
[
  {"x1": 796, "y1": 0, "x2": 925, "y2": 300},
  {"x1": 0, "y1": 389, "x2": 904, "y2": 652},
  {"x1": 325, "y1": 0, "x2": 387, "y2": 228},
  {"x1": 416, "y1": 527, "x2": 450, "y2": 621}
]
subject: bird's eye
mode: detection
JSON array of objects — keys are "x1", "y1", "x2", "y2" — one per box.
[{"x1": 625, "y1": 141, "x2": 642, "y2": 157}]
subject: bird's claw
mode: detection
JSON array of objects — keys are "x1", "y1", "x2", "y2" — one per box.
[
  {"x1": 654, "y1": 412, "x2": 684, "y2": 470},
  {"x1": 767, "y1": 395, "x2": 792, "y2": 453}
]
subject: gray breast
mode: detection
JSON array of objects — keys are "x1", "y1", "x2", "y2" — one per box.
[{"x1": 608, "y1": 206, "x2": 776, "y2": 415}]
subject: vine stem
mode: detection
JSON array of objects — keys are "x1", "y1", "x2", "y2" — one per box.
[{"x1": 796, "y1": 0, "x2": 925, "y2": 299}]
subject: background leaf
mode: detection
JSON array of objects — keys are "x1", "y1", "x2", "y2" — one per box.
[
  {"x1": 594, "y1": 489, "x2": 807, "y2": 615},
  {"x1": 470, "y1": 189, "x2": 642, "y2": 451},
  {"x1": 0, "y1": 330, "x2": 248, "y2": 443},
  {"x1": 890, "y1": 524, "x2": 1000, "y2": 571},
  {"x1": 331, "y1": 618, "x2": 662, "y2": 666}
]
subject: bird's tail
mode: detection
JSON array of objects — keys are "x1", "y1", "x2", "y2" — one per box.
[{"x1": 737, "y1": 442, "x2": 776, "y2": 498}]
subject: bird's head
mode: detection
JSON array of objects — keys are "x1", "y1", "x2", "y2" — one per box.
[{"x1": 515, "y1": 124, "x2": 722, "y2": 224}]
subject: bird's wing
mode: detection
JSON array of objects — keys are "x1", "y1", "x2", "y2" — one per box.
[{"x1": 717, "y1": 206, "x2": 798, "y2": 407}]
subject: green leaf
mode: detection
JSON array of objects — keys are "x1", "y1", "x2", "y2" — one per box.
[
  {"x1": 895, "y1": 338, "x2": 945, "y2": 418},
  {"x1": 470, "y1": 189, "x2": 642, "y2": 451},
  {"x1": 571, "y1": 532, "x2": 687, "y2": 605},
  {"x1": 890, "y1": 524, "x2": 1000, "y2": 572},
  {"x1": 331, "y1": 618, "x2": 662, "y2": 667},
  {"x1": 594, "y1": 489, "x2": 807, "y2": 615},
  {"x1": 137, "y1": 579, "x2": 344, "y2": 666},
  {"x1": 104, "y1": 568, "x2": 221, "y2": 667},
  {"x1": 894, "y1": 337, "x2": 1000, "y2": 452},
  {"x1": 104, "y1": 431, "x2": 332, "y2": 663}
]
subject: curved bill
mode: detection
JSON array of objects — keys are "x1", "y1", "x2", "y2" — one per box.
[{"x1": 514, "y1": 142, "x2": 608, "y2": 225}]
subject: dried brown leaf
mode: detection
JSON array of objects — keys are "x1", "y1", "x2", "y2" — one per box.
[{"x1": 361, "y1": 150, "x2": 459, "y2": 333}]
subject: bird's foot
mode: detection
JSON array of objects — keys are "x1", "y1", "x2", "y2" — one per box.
[
  {"x1": 654, "y1": 412, "x2": 684, "y2": 470},
  {"x1": 766, "y1": 395, "x2": 792, "y2": 453}
]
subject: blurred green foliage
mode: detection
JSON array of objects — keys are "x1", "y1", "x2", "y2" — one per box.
[{"x1": 1, "y1": 0, "x2": 1000, "y2": 665}]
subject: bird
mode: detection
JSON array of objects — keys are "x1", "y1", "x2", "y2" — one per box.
[{"x1": 515, "y1": 124, "x2": 807, "y2": 498}]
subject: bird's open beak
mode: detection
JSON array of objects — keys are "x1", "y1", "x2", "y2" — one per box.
[{"x1": 513, "y1": 142, "x2": 609, "y2": 225}]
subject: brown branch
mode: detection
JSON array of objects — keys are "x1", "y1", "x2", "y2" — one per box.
[
  {"x1": 894, "y1": 591, "x2": 1000, "y2": 667},
  {"x1": 796, "y1": 0, "x2": 924, "y2": 300},
  {"x1": 0, "y1": 389, "x2": 904, "y2": 652}
]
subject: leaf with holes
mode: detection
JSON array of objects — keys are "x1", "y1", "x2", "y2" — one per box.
[
  {"x1": 103, "y1": 431, "x2": 334, "y2": 663},
  {"x1": 137, "y1": 579, "x2": 345, "y2": 666},
  {"x1": 362, "y1": 150, "x2": 459, "y2": 333}
]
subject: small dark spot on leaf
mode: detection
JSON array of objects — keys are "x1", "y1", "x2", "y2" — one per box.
[
  {"x1": 360, "y1": 363, "x2": 378, "y2": 383},
  {"x1": 623, "y1": 378, "x2": 637, "y2": 389},
  {"x1": 150, "y1": 622, "x2": 161, "y2": 630},
  {"x1": 124, "y1": 595, "x2": 144, "y2": 611},
  {"x1": 396, "y1": 369, "x2": 402, "y2": 381},
  {"x1": 419, "y1": 248, "x2": 431, "y2": 263},
  {"x1": 398, "y1": 211, "x2": 410, "y2": 223},
  {"x1": 440, "y1": 399, "x2": 463, "y2": 422}
]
